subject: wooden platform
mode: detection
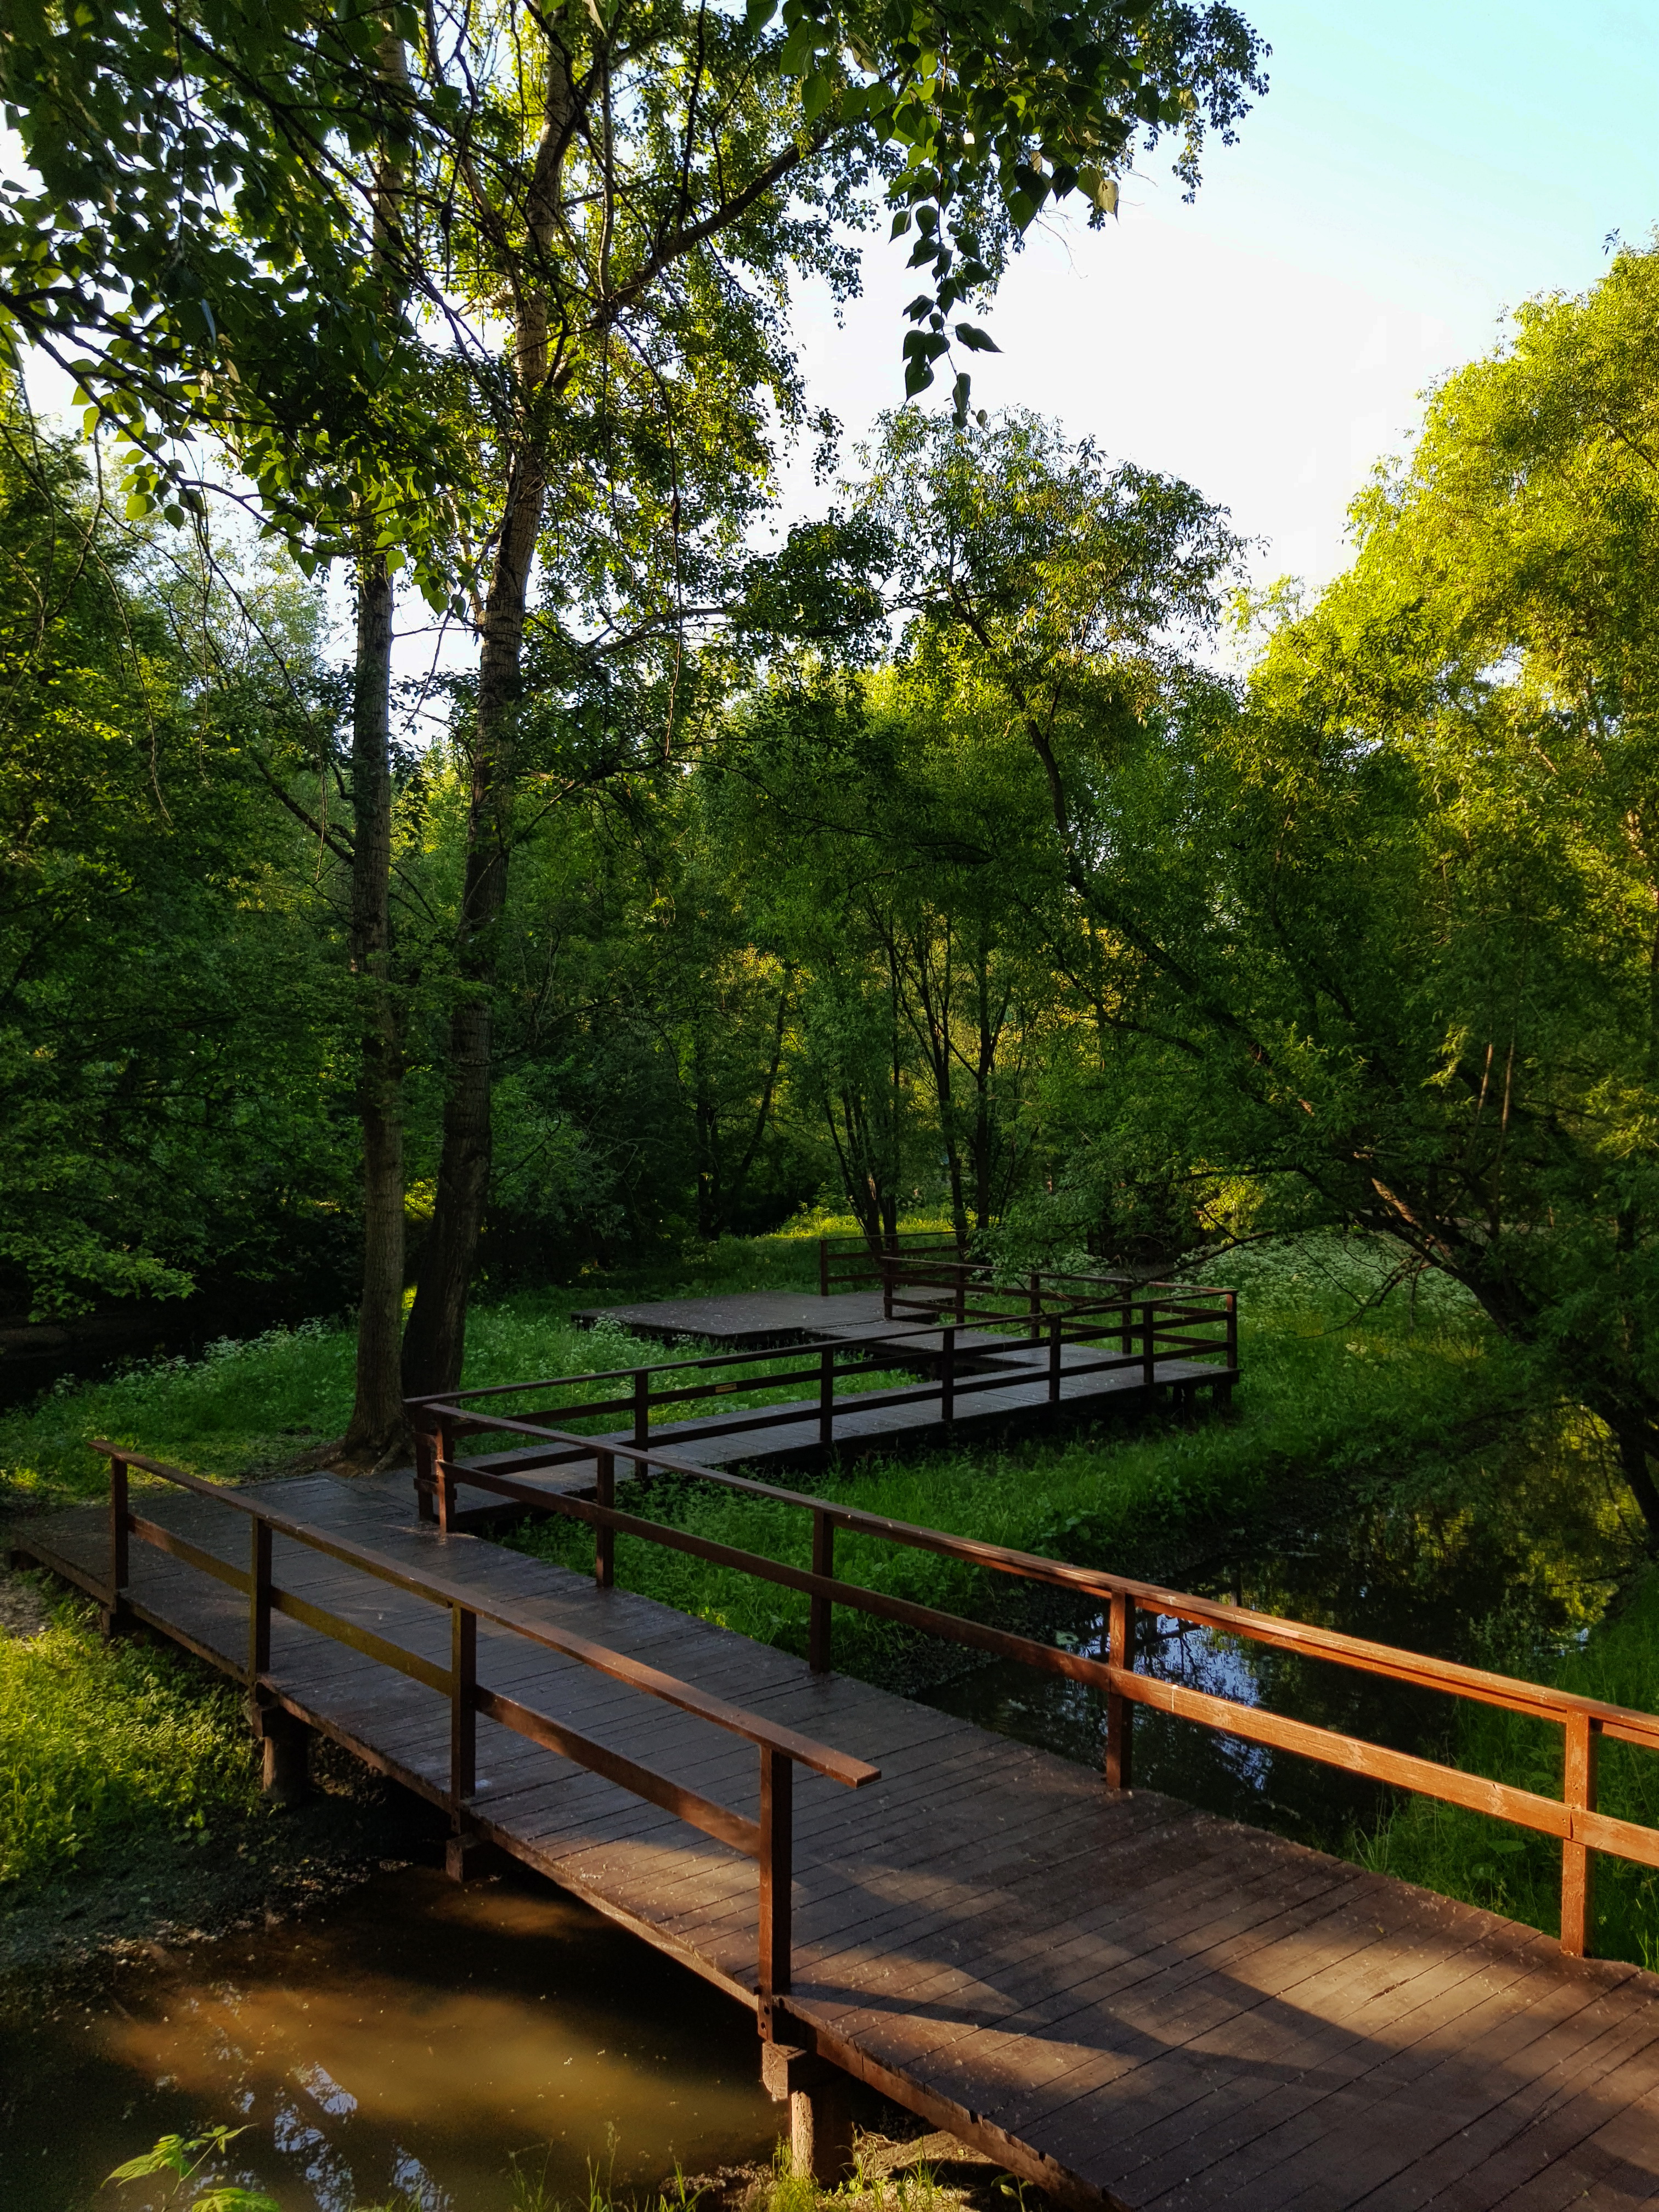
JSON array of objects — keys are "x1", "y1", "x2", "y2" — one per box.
[
  {"x1": 573, "y1": 1289, "x2": 900, "y2": 1347},
  {"x1": 467, "y1": 1289, "x2": 1228, "y2": 1530},
  {"x1": 16, "y1": 1474, "x2": 1659, "y2": 2211}
]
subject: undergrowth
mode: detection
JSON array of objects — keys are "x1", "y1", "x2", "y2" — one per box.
[
  {"x1": 0, "y1": 1584, "x2": 258, "y2": 1888},
  {"x1": 1358, "y1": 1569, "x2": 1659, "y2": 1967}
]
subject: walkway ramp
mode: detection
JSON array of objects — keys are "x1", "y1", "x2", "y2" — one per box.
[{"x1": 16, "y1": 1470, "x2": 1659, "y2": 2212}]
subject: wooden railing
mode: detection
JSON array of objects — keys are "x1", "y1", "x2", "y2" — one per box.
[
  {"x1": 414, "y1": 1294, "x2": 1237, "y2": 1528},
  {"x1": 404, "y1": 1406, "x2": 1659, "y2": 1960},
  {"x1": 818, "y1": 1230, "x2": 960, "y2": 1296},
  {"x1": 87, "y1": 1441, "x2": 877, "y2": 2003}
]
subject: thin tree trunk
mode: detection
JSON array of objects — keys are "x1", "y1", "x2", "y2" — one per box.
[
  {"x1": 342, "y1": 22, "x2": 412, "y2": 1461},
  {"x1": 1615, "y1": 1423, "x2": 1659, "y2": 1549},
  {"x1": 400, "y1": 453, "x2": 546, "y2": 1394},
  {"x1": 342, "y1": 552, "x2": 407, "y2": 1458},
  {"x1": 399, "y1": 30, "x2": 571, "y2": 1400}
]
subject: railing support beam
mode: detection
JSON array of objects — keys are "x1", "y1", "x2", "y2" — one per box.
[
  {"x1": 450, "y1": 1602, "x2": 477, "y2": 1829},
  {"x1": 1107, "y1": 1592, "x2": 1136, "y2": 1792},
  {"x1": 810, "y1": 1512, "x2": 834, "y2": 1675},
  {"x1": 595, "y1": 1451, "x2": 615, "y2": 1589},
  {"x1": 104, "y1": 1453, "x2": 131, "y2": 1639},
  {"x1": 758, "y1": 1745, "x2": 793, "y2": 2006},
  {"x1": 1561, "y1": 1712, "x2": 1600, "y2": 1957}
]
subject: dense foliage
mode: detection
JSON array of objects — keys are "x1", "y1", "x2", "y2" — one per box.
[{"x1": 6, "y1": 230, "x2": 1659, "y2": 1526}]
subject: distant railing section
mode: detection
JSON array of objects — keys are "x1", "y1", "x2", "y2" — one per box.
[
  {"x1": 403, "y1": 1400, "x2": 1659, "y2": 1961},
  {"x1": 87, "y1": 1441, "x2": 877, "y2": 2006},
  {"x1": 817, "y1": 1231, "x2": 961, "y2": 1296},
  {"x1": 411, "y1": 1286, "x2": 1238, "y2": 1531}
]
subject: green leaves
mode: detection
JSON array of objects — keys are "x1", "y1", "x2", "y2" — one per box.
[{"x1": 106, "y1": 2126, "x2": 278, "y2": 2212}]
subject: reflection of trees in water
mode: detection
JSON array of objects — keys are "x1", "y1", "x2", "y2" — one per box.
[{"x1": 931, "y1": 1464, "x2": 1632, "y2": 1854}]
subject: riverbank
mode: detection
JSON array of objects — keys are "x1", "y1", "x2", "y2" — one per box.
[
  {"x1": 4, "y1": 1231, "x2": 1654, "y2": 1979},
  {"x1": 0, "y1": 1565, "x2": 437, "y2": 2001}
]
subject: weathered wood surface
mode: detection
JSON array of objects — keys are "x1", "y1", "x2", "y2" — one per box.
[
  {"x1": 451, "y1": 1289, "x2": 1229, "y2": 1523},
  {"x1": 572, "y1": 1289, "x2": 898, "y2": 1345},
  {"x1": 15, "y1": 1472, "x2": 1659, "y2": 2210}
]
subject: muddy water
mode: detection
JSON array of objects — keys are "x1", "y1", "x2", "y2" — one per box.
[{"x1": 2, "y1": 1869, "x2": 779, "y2": 2212}]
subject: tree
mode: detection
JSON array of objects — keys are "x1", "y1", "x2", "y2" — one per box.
[
  {"x1": 4, "y1": 0, "x2": 1267, "y2": 1401},
  {"x1": 0, "y1": 397, "x2": 356, "y2": 1322},
  {"x1": 1206, "y1": 243, "x2": 1659, "y2": 1534},
  {"x1": 393, "y1": 0, "x2": 1267, "y2": 1392}
]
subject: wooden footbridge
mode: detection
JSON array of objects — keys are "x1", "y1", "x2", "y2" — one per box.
[{"x1": 15, "y1": 1259, "x2": 1659, "y2": 2209}]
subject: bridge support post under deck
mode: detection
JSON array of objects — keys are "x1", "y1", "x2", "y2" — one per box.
[
  {"x1": 761, "y1": 2044, "x2": 855, "y2": 2185},
  {"x1": 254, "y1": 1706, "x2": 311, "y2": 1807}
]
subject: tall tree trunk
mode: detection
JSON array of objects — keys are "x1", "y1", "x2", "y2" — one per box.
[
  {"x1": 400, "y1": 454, "x2": 546, "y2": 1396},
  {"x1": 399, "y1": 30, "x2": 571, "y2": 1399},
  {"x1": 342, "y1": 552, "x2": 407, "y2": 1458},
  {"x1": 342, "y1": 22, "x2": 413, "y2": 1461}
]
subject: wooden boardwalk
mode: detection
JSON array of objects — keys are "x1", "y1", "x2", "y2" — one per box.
[
  {"x1": 17, "y1": 1469, "x2": 1659, "y2": 2212},
  {"x1": 440, "y1": 1286, "x2": 1233, "y2": 1527}
]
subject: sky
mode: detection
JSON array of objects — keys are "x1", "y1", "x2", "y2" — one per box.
[
  {"x1": 783, "y1": 0, "x2": 1659, "y2": 593},
  {"x1": 17, "y1": 2, "x2": 1658, "y2": 628}
]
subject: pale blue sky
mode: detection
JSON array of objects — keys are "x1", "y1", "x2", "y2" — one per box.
[
  {"x1": 19, "y1": 4, "x2": 1654, "y2": 621},
  {"x1": 787, "y1": 0, "x2": 1659, "y2": 589}
]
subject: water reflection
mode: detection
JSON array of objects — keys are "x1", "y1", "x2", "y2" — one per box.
[
  {"x1": 929, "y1": 1487, "x2": 1601, "y2": 1850},
  {"x1": 2, "y1": 1869, "x2": 778, "y2": 2212}
]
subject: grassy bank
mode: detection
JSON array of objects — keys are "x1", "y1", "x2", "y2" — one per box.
[
  {"x1": 0, "y1": 1575, "x2": 432, "y2": 1971},
  {"x1": 1359, "y1": 1569, "x2": 1659, "y2": 1966},
  {"x1": 0, "y1": 1580, "x2": 257, "y2": 1889},
  {"x1": 5, "y1": 1229, "x2": 1654, "y2": 1968},
  {"x1": 0, "y1": 1225, "x2": 850, "y2": 1510}
]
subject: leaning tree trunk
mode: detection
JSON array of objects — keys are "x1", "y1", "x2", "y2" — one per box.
[
  {"x1": 342, "y1": 552, "x2": 408, "y2": 1460},
  {"x1": 400, "y1": 452, "x2": 546, "y2": 1397}
]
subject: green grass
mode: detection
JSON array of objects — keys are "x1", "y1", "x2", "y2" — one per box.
[
  {"x1": 1358, "y1": 1570, "x2": 1659, "y2": 1967},
  {"x1": 0, "y1": 1584, "x2": 258, "y2": 1888},
  {"x1": 10, "y1": 1225, "x2": 1658, "y2": 1966},
  {"x1": 509, "y1": 1235, "x2": 1634, "y2": 1679}
]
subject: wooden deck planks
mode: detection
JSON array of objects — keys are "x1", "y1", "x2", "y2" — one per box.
[{"x1": 14, "y1": 1470, "x2": 1659, "y2": 2212}]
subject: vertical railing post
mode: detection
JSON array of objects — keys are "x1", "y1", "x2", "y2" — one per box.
[
  {"x1": 594, "y1": 1450, "x2": 615, "y2": 1589},
  {"x1": 1561, "y1": 1711, "x2": 1600, "y2": 1957},
  {"x1": 1028, "y1": 1271, "x2": 1041, "y2": 1345},
  {"x1": 758, "y1": 1745, "x2": 793, "y2": 2004},
  {"x1": 413, "y1": 1421, "x2": 436, "y2": 1522},
  {"x1": 954, "y1": 1264, "x2": 966, "y2": 1326},
  {"x1": 105, "y1": 1454, "x2": 130, "y2": 1637},
  {"x1": 1226, "y1": 1289, "x2": 1238, "y2": 1372},
  {"x1": 881, "y1": 1254, "x2": 894, "y2": 1321},
  {"x1": 451, "y1": 1602, "x2": 477, "y2": 1813},
  {"x1": 1119, "y1": 1294, "x2": 1132, "y2": 1361},
  {"x1": 819, "y1": 1238, "x2": 830, "y2": 1299},
  {"x1": 1106, "y1": 1590, "x2": 1136, "y2": 1791},
  {"x1": 434, "y1": 1421, "x2": 456, "y2": 1533},
  {"x1": 809, "y1": 1510, "x2": 834, "y2": 1675},
  {"x1": 940, "y1": 1325, "x2": 955, "y2": 1424},
  {"x1": 1048, "y1": 1318, "x2": 1063, "y2": 1406},
  {"x1": 819, "y1": 1347, "x2": 834, "y2": 1451},
  {"x1": 247, "y1": 1516, "x2": 272, "y2": 1692},
  {"x1": 1141, "y1": 1300, "x2": 1156, "y2": 1397},
  {"x1": 633, "y1": 1367, "x2": 650, "y2": 1451}
]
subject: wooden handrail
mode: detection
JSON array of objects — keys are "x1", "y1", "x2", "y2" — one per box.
[
  {"x1": 408, "y1": 1405, "x2": 1659, "y2": 1959},
  {"x1": 411, "y1": 1297, "x2": 1234, "y2": 1449},
  {"x1": 90, "y1": 1440, "x2": 881, "y2": 2004},
  {"x1": 88, "y1": 1443, "x2": 876, "y2": 1786}
]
